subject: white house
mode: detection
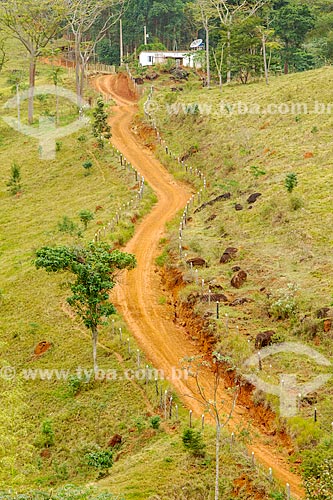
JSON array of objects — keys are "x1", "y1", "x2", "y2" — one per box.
[{"x1": 139, "y1": 51, "x2": 201, "y2": 68}]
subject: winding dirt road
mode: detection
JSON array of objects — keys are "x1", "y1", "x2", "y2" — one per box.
[{"x1": 93, "y1": 74, "x2": 304, "y2": 499}]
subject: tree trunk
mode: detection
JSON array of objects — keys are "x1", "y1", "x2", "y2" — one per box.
[
  {"x1": 215, "y1": 421, "x2": 221, "y2": 500},
  {"x1": 28, "y1": 55, "x2": 36, "y2": 125},
  {"x1": 262, "y1": 34, "x2": 269, "y2": 85},
  {"x1": 284, "y1": 61, "x2": 289, "y2": 74},
  {"x1": 205, "y1": 21, "x2": 210, "y2": 88},
  {"x1": 75, "y1": 38, "x2": 81, "y2": 102},
  {"x1": 91, "y1": 324, "x2": 98, "y2": 375},
  {"x1": 80, "y1": 63, "x2": 85, "y2": 99},
  {"x1": 16, "y1": 84, "x2": 21, "y2": 130},
  {"x1": 55, "y1": 84, "x2": 59, "y2": 126},
  {"x1": 227, "y1": 29, "x2": 231, "y2": 83}
]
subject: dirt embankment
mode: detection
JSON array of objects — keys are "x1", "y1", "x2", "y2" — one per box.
[{"x1": 160, "y1": 265, "x2": 293, "y2": 443}]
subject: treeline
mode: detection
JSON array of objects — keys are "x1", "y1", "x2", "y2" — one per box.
[{"x1": 97, "y1": 0, "x2": 333, "y2": 82}]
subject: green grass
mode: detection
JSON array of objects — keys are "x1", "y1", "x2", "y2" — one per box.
[
  {"x1": 145, "y1": 65, "x2": 333, "y2": 477},
  {"x1": 0, "y1": 42, "x2": 286, "y2": 499}
]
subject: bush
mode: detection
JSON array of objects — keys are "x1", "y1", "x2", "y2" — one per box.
[
  {"x1": 82, "y1": 160, "x2": 93, "y2": 175},
  {"x1": 290, "y1": 195, "x2": 304, "y2": 211},
  {"x1": 7, "y1": 162, "x2": 22, "y2": 195},
  {"x1": 85, "y1": 447, "x2": 113, "y2": 472},
  {"x1": 269, "y1": 283, "x2": 299, "y2": 320},
  {"x1": 41, "y1": 418, "x2": 54, "y2": 447},
  {"x1": 182, "y1": 428, "x2": 206, "y2": 457},
  {"x1": 58, "y1": 216, "x2": 80, "y2": 236},
  {"x1": 285, "y1": 172, "x2": 298, "y2": 193},
  {"x1": 304, "y1": 458, "x2": 333, "y2": 499},
  {"x1": 79, "y1": 209, "x2": 94, "y2": 230},
  {"x1": 150, "y1": 415, "x2": 161, "y2": 429}
]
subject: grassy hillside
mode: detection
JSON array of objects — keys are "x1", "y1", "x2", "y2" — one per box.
[
  {"x1": 145, "y1": 66, "x2": 333, "y2": 490},
  {"x1": 0, "y1": 43, "x2": 287, "y2": 499}
]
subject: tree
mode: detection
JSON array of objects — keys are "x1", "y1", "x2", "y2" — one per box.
[
  {"x1": 273, "y1": 1, "x2": 315, "y2": 73},
  {"x1": 183, "y1": 353, "x2": 238, "y2": 500},
  {"x1": 92, "y1": 98, "x2": 111, "y2": 149},
  {"x1": 51, "y1": 66, "x2": 63, "y2": 126},
  {"x1": 0, "y1": 39, "x2": 7, "y2": 74},
  {"x1": 35, "y1": 242, "x2": 136, "y2": 374},
  {"x1": 66, "y1": 0, "x2": 125, "y2": 100},
  {"x1": 0, "y1": 0, "x2": 66, "y2": 124},
  {"x1": 210, "y1": 0, "x2": 269, "y2": 82}
]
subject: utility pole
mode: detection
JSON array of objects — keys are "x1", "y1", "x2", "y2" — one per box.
[{"x1": 120, "y1": 17, "x2": 123, "y2": 66}]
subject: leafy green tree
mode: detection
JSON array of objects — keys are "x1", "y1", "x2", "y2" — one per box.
[
  {"x1": 35, "y1": 242, "x2": 136, "y2": 373},
  {"x1": 79, "y1": 209, "x2": 94, "y2": 230},
  {"x1": 0, "y1": 0, "x2": 66, "y2": 123},
  {"x1": 273, "y1": 1, "x2": 315, "y2": 73},
  {"x1": 92, "y1": 98, "x2": 111, "y2": 149}
]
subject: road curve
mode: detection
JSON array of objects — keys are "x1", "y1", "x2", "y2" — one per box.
[{"x1": 93, "y1": 74, "x2": 304, "y2": 499}]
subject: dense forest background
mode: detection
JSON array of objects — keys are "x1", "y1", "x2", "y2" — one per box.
[{"x1": 95, "y1": 0, "x2": 333, "y2": 81}]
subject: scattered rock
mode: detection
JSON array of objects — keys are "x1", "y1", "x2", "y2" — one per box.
[
  {"x1": 107, "y1": 434, "x2": 122, "y2": 448},
  {"x1": 206, "y1": 213, "x2": 217, "y2": 222},
  {"x1": 146, "y1": 72, "x2": 158, "y2": 81},
  {"x1": 34, "y1": 341, "x2": 52, "y2": 356},
  {"x1": 186, "y1": 257, "x2": 207, "y2": 267},
  {"x1": 194, "y1": 193, "x2": 231, "y2": 214},
  {"x1": 304, "y1": 151, "x2": 314, "y2": 159},
  {"x1": 255, "y1": 330, "x2": 275, "y2": 349},
  {"x1": 316, "y1": 307, "x2": 333, "y2": 318},
  {"x1": 180, "y1": 145, "x2": 199, "y2": 162},
  {"x1": 40, "y1": 449, "x2": 51, "y2": 458},
  {"x1": 247, "y1": 193, "x2": 262, "y2": 204},
  {"x1": 170, "y1": 68, "x2": 189, "y2": 80},
  {"x1": 201, "y1": 293, "x2": 228, "y2": 303},
  {"x1": 134, "y1": 77, "x2": 144, "y2": 85},
  {"x1": 231, "y1": 265, "x2": 241, "y2": 272},
  {"x1": 95, "y1": 205, "x2": 104, "y2": 212},
  {"x1": 323, "y1": 319, "x2": 332, "y2": 332},
  {"x1": 235, "y1": 204, "x2": 243, "y2": 211},
  {"x1": 229, "y1": 297, "x2": 253, "y2": 306},
  {"x1": 231, "y1": 270, "x2": 247, "y2": 288},
  {"x1": 220, "y1": 247, "x2": 238, "y2": 264}
]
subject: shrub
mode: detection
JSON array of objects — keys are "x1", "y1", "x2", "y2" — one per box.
[
  {"x1": 79, "y1": 209, "x2": 94, "y2": 230},
  {"x1": 285, "y1": 172, "x2": 298, "y2": 193},
  {"x1": 67, "y1": 374, "x2": 83, "y2": 396},
  {"x1": 58, "y1": 216, "x2": 80, "y2": 236},
  {"x1": 269, "y1": 283, "x2": 299, "y2": 320},
  {"x1": 7, "y1": 162, "x2": 22, "y2": 195},
  {"x1": 250, "y1": 165, "x2": 266, "y2": 178},
  {"x1": 304, "y1": 458, "x2": 333, "y2": 499},
  {"x1": 41, "y1": 418, "x2": 54, "y2": 447},
  {"x1": 85, "y1": 447, "x2": 113, "y2": 471},
  {"x1": 182, "y1": 428, "x2": 206, "y2": 457},
  {"x1": 150, "y1": 415, "x2": 161, "y2": 429},
  {"x1": 82, "y1": 160, "x2": 93, "y2": 175},
  {"x1": 290, "y1": 195, "x2": 303, "y2": 211}
]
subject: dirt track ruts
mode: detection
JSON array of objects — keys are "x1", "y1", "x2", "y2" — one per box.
[{"x1": 93, "y1": 74, "x2": 304, "y2": 499}]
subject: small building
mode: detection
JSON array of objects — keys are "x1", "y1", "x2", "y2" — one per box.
[{"x1": 139, "y1": 50, "x2": 201, "y2": 68}]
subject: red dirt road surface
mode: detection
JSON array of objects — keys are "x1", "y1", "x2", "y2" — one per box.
[{"x1": 93, "y1": 73, "x2": 304, "y2": 499}]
